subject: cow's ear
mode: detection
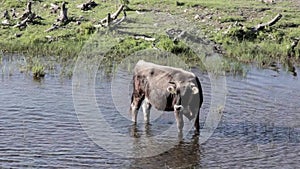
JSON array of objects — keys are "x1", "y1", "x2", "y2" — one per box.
[
  {"x1": 167, "y1": 86, "x2": 176, "y2": 94},
  {"x1": 192, "y1": 86, "x2": 199, "y2": 94}
]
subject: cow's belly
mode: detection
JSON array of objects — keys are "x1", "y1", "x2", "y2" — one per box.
[{"x1": 147, "y1": 89, "x2": 173, "y2": 111}]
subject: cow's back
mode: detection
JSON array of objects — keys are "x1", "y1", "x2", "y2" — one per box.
[{"x1": 134, "y1": 60, "x2": 196, "y2": 82}]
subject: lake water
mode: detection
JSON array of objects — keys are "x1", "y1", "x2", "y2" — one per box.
[{"x1": 1, "y1": 57, "x2": 299, "y2": 168}]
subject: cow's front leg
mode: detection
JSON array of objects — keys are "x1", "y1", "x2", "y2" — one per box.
[
  {"x1": 174, "y1": 110, "x2": 184, "y2": 133},
  {"x1": 142, "y1": 98, "x2": 151, "y2": 124},
  {"x1": 130, "y1": 103, "x2": 138, "y2": 123},
  {"x1": 130, "y1": 94, "x2": 144, "y2": 123}
]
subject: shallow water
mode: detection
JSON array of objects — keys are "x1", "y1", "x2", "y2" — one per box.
[{"x1": 0, "y1": 59, "x2": 299, "y2": 168}]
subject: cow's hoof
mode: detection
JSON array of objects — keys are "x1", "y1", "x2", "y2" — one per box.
[
  {"x1": 144, "y1": 123, "x2": 152, "y2": 126},
  {"x1": 177, "y1": 132, "x2": 183, "y2": 141},
  {"x1": 193, "y1": 130, "x2": 200, "y2": 136}
]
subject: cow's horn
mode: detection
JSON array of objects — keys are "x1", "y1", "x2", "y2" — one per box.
[{"x1": 192, "y1": 86, "x2": 199, "y2": 94}]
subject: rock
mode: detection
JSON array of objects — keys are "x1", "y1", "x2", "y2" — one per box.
[
  {"x1": 1, "y1": 19, "x2": 9, "y2": 25},
  {"x1": 15, "y1": 33, "x2": 22, "y2": 38},
  {"x1": 194, "y1": 14, "x2": 200, "y2": 20}
]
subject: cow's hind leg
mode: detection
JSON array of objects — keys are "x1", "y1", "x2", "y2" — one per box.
[
  {"x1": 174, "y1": 111, "x2": 184, "y2": 133},
  {"x1": 130, "y1": 93, "x2": 144, "y2": 123},
  {"x1": 142, "y1": 98, "x2": 151, "y2": 124},
  {"x1": 194, "y1": 111, "x2": 200, "y2": 135}
]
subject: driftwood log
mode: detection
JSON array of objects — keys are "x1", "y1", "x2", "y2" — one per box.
[
  {"x1": 134, "y1": 35, "x2": 156, "y2": 41},
  {"x1": 77, "y1": 0, "x2": 98, "y2": 11},
  {"x1": 251, "y1": 13, "x2": 282, "y2": 32}
]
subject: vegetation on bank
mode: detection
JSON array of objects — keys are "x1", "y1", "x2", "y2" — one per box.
[
  {"x1": 0, "y1": 0, "x2": 299, "y2": 77},
  {"x1": 179, "y1": 0, "x2": 300, "y2": 66}
]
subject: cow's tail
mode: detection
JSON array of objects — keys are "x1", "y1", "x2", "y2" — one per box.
[{"x1": 195, "y1": 76, "x2": 203, "y2": 107}]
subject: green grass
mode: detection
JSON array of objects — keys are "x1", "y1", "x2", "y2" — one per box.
[
  {"x1": 32, "y1": 63, "x2": 45, "y2": 78},
  {"x1": 181, "y1": 0, "x2": 300, "y2": 66},
  {"x1": 1, "y1": 0, "x2": 300, "y2": 77}
]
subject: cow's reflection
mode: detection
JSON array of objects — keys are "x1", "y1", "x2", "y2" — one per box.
[{"x1": 129, "y1": 124, "x2": 201, "y2": 168}]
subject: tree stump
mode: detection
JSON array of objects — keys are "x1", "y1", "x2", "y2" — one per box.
[
  {"x1": 19, "y1": 1, "x2": 32, "y2": 20},
  {"x1": 58, "y1": 2, "x2": 68, "y2": 23}
]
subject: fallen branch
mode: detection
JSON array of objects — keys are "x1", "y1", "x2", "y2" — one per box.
[
  {"x1": 252, "y1": 13, "x2": 282, "y2": 32},
  {"x1": 134, "y1": 35, "x2": 155, "y2": 41},
  {"x1": 13, "y1": 17, "x2": 30, "y2": 28},
  {"x1": 96, "y1": 5, "x2": 125, "y2": 27},
  {"x1": 111, "y1": 5, "x2": 124, "y2": 20},
  {"x1": 77, "y1": 0, "x2": 98, "y2": 11},
  {"x1": 100, "y1": 5, "x2": 124, "y2": 24},
  {"x1": 112, "y1": 10, "x2": 127, "y2": 25},
  {"x1": 45, "y1": 23, "x2": 59, "y2": 32}
]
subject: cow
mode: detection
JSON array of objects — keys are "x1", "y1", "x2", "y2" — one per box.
[{"x1": 129, "y1": 60, "x2": 203, "y2": 134}]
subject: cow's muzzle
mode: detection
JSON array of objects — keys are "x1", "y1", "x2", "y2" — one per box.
[{"x1": 174, "y1": 105, "x2": 184, "y2": 111}]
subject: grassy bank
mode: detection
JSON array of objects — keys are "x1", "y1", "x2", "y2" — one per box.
[
  {"x1": 177, "y1": 0, "x2": 300, "y2": 66},
  {"x1": 0, "y1": 0, "x2": 299, "y2": 77}
]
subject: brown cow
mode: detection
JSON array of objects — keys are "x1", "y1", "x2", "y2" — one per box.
[{"x1": 129, "y1": 60, "x2": 203, "y2": 134}]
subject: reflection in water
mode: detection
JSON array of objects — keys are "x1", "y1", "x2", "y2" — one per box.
[{"x1": 129, "y1": 134, "x2": 201, "y2": 169}]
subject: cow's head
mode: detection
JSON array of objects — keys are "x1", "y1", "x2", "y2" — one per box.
[{"x1": 167, "y1": 81, "x2": 199, "y2": 114}]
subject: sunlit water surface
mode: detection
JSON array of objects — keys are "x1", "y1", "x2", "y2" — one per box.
[{"x1": 1, "y1": 60, "x2": 299, "y2": 168}]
